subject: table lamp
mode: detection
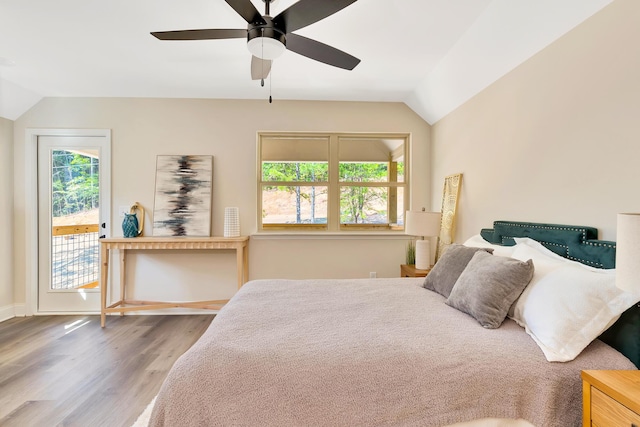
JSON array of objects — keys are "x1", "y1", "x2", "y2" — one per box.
[
  {"x1": 405, "y1": 209, "x2": 441, "y2": 270},
  {"x1": 616, "y1": 213, "x2": 640, "y2": 293}
]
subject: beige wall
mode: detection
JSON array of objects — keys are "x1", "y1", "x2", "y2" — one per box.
[
  {"x1": 13, "y1": 99, "x2": 431, "y2": 307},
  {"x1": 12, "y1": 0, "x2": 637, "y2": 314},
  {"x1": 431, "y1": 0, "x2": 640, "y2": 242},
  {"x1": 0, "y1": 117, "x2": 14, "y2": 319}
]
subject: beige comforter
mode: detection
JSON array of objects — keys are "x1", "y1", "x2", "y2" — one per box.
[{"x1": 150, "y1": 278, "x2": 635, "y2": 427}]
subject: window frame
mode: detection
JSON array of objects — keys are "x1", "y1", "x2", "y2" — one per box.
[{"x1": 257, "y1": 132, "x2": 410, "y2": 233}]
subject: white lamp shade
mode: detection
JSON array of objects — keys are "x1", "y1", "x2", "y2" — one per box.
[
  {"x1": 247, "y1": 37, "x2": 285, "y2": 60},
  {"x1": 616, "y1": 213, "x2": 640, "y2": 293},
  {"x1": 405, "y1": 211, "x2": 441, "y2": 237}
]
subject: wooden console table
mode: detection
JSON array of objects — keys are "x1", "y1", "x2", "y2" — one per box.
[{"x1": 100, "y1": 236, "x2": 249, "y2": 327}]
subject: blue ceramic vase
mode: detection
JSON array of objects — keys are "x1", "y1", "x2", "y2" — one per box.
[{"x1": 122, "y1": 213, "x2": 140, "y2": 238}]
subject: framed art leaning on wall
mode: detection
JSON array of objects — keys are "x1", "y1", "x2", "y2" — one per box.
[
  {"x1": 152, "y1": 155, "x2": 213, "y2": 237},
  {"x1": 436, "y1": 173, "x2": 462, "y2": 261}
]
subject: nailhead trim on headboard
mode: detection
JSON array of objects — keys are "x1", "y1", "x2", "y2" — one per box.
[
  {"x1": 584, "y1": 240, "x2": 616, "y2": 248},
  {"x1": 480, "y1": 220, "x2": 616, "y2": 269}
]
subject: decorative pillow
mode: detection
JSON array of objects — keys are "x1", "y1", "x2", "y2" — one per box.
[
  {"x1": 423, "y1": 244, "x2": 493, "y2": 298},
  {"x1": 510, "y1": 238, "x2": 640, "y2": 362},
  {"x1": 445, "y1": 251, "x2": 534, "y2": 329},
  {"x1": 463, "y1": 234, "x2": 518, "y2": 257}
]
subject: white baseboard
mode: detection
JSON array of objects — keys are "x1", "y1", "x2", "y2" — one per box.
[
  {"x1": 14, "y1": 303, "x2": 26, "y2": 317},
  {"x1": 0, "y1": 305, "x2": 216, "y2": 323},
  {"x1": 0, "y1": 303, "x2": 25, "y2": 322}
]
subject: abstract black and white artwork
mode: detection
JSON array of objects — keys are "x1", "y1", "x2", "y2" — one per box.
[{"x1": 152, "y1": 155, "x2": 213, "y2": 237}]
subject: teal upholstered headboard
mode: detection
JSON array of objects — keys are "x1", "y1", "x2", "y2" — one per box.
[
  {"x1": 480, "y1": 220, "x2": 616, "y2": 269},
  {"x1": 480, "y1": 220, "x2": 639, "y2": 368}
]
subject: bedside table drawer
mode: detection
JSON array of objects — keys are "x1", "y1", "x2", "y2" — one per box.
[{"x1": 591, "y1": 386, "x2": 640, "y2": 427}]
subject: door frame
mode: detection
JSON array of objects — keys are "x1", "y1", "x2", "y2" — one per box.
[{"x1": 25, "y1": 128, "x2": 111, "y2": 315}]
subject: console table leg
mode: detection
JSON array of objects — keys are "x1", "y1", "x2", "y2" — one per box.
[
  {"x1": 119, "y1": 249, "x2": 126, "y2": 316},
  {"x1": 100, "y1": 246, "x2": 109, "y2": 328}
]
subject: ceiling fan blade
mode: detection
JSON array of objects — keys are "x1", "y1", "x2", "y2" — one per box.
[
  {"x1": 286, "y1": 33, "x2": 360, "y2": 70},
  {"x1": 151, "y1": 29, "x2": 246, "y2": 40},
  {"x1": 251, "y1": 56, "x2": 272, "y2": 80},
  {"x1": 224, "y1": 0, "x2": 266, "y2": 25},
  {"x1": 273, "y1": 0, "x2": 357, "y2": 34}
]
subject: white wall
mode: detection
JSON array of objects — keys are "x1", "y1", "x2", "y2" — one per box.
[
  {"x1": 431, "y1": 0, "x2": 640, "y2": 242},
  {"x1": 0, "y1": 117, "x2": 14, "y2": 320},
  {"x1": 13, "y1": 99, "x2": 431, "y2": 307}
]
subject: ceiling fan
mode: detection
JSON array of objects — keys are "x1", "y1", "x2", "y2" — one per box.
[{"x1": 151, "y1": 0, "x2": 361, "y2": 81}]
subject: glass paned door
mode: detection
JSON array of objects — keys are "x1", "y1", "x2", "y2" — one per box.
[{"x1": 37, "y1": 136, "x2": 109, "y2": 312}]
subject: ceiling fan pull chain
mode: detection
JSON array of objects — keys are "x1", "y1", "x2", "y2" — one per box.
[{"x1": 269, "y1": 60, "x2": 273, "y2": 104}]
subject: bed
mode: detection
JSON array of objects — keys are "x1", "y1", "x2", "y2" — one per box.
[{"x1": 149, "y1": 221, "x2": 640, "y2": 427}]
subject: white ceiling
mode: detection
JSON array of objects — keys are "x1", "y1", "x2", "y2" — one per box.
[{"x1": 0, "y1": 0, "x2": 612, "y2": 123}]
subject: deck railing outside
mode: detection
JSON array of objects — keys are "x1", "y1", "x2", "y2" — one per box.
[{"x1": 51, "y1": 224, "x2": 100, "y2": 290}]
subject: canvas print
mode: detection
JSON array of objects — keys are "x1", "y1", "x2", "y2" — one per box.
[{"x1": 153, "y1": 155, "x2": 213, "y2": 237}]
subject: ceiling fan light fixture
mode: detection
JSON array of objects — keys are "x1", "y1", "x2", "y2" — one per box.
[
  {"x1": 152, "y1": 0, "x2": 361, "y2": 76},
  {"x1": 247, "y1": 36, "x2": 285, "y2": 60}
]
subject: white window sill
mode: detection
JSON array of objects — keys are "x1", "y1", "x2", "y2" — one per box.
[{"x1": 251, "y1": 232, "x2": 412, "y2": 240}]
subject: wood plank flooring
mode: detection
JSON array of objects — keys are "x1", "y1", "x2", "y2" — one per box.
[{"x1": 0, "y1": 314, "x2": 214, "y2": 427}]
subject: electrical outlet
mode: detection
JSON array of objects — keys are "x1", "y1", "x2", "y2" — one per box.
[
  {"x1": 369, "y1": 272, "x2": 377, "y2": 278},
  {"x1": 118, "y1": 205, "x2": 130, "y2": 218}
]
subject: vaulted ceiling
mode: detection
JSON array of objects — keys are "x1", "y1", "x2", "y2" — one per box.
[{"x1": 0, "y1": 0, "x2": 611, "y2": 123}]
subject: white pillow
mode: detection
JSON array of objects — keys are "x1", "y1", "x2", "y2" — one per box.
[
  {"x1": 507, "y1": 243, "x2": 566, "y2": 318},
  {"x1": 462, "y1": 234, "x2": 517, "y2": 257},
  {"x1": 510, "y1": 239, "x2": 640, "y2": 362}
]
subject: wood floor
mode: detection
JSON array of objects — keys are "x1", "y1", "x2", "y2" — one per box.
[{"x1": 0, "y1": 314, "x2": 215, "y2": 427}]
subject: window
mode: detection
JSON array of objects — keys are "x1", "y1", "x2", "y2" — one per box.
[{"x1": 258, "y1": 133, "x2": 409, "y2": 232}]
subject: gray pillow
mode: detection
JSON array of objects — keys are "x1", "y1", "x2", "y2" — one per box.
[
  {"x1": 446, "y1": 251, "x2": 534, "y2": 329},
  {"x1": 423, "y1": 244, "x2": 494, "y2": 298}
]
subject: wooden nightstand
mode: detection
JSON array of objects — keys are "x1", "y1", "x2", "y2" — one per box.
[
  {"x1": 400, "y1": 264, "x2": 431, "y2": 277},
  {"x1": 581, "y1": 370, "x2": 640, "y2": 427}
]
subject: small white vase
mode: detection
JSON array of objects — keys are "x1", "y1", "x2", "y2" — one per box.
[{"x1": 224, "y1": 207, "x2": 240, "y2": 237}]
